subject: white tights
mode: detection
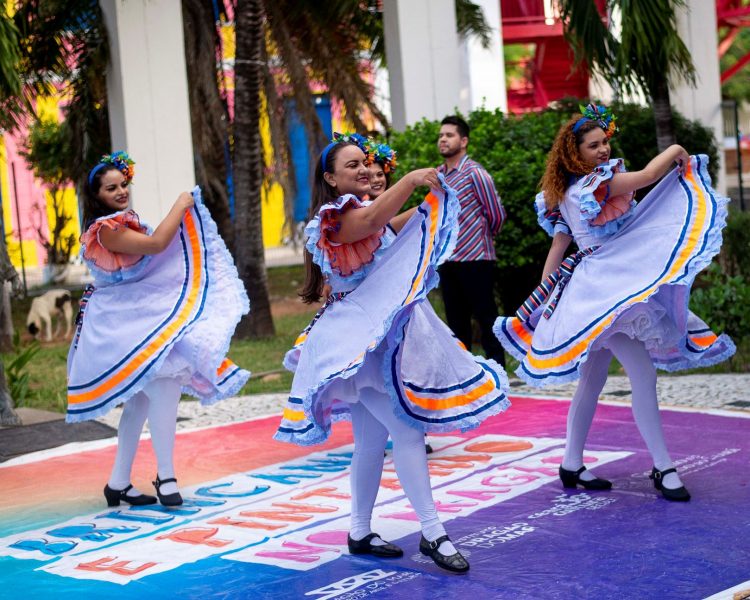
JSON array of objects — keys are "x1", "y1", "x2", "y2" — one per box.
[
  {"x1": 561, "y1": 333, "x2": 683, "y2": 489},
  {"x1": 108, "y1": 378, "x2": 182, "y2": 496},
  {"x1": 349, "y1": 388, "x2": 456, "y2": 555}
]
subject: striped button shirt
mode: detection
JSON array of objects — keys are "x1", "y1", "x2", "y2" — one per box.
[{"x1": 438, "y1": 155, "x2": 506, "y2": 262}]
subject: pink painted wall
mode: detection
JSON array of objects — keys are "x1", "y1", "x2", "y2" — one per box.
[{"x1": 1, "y1": 124, "x2": 51, "y2": 267}]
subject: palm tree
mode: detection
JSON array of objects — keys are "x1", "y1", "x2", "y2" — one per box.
[
  {"x1": 0, "y1": 14, "x2": 22, "y2": 415},
  {"x1": 559, "y1": 0, "x2": 696, "y2": 151},
  {"x1": 233, "y1": 0, "x2": 275, "y2": 337},
  {"x1": 0, "y1": 10, "x2": 22, "y2": 111},
  {"x1": 227, "y1": 0, "x2": 491, "y2": 337},
  {"x1": 181, "y1": 0, "x2": 235, "y2": 252},
  {"x1": 1, "y1": 0, "x2": 111, "y2": 187}
]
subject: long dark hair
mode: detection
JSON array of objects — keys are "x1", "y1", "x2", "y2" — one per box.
[
  {"x1": 299, "y1": 141, "x2": 359, "y2": 304},
  {"x1": 81, "y1": 164, "x2": 122, "y2": 229}
]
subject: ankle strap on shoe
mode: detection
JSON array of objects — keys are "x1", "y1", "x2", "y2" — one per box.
[
  {"x1": 427, "y1": 535, "x2": 450, "y2": 550},
  {"x1": 651, "y1": 467, "x2": 676, "y2": 480},
  {"x1": 155, "y1": 477, "x2": 178, "y2": 486}
]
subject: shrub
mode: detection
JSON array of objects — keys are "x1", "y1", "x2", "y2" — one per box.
[
  {"x1": 4, "y1": 331, "x2": 41, "y2": 408},
  {"x1": 690, "y1": 263, "x2": 750, "y2": 344},
  {"x1": 722, "y1": 208, "x2": 750, "y2": 278}
]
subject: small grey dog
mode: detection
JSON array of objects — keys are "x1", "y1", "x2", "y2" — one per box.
[{"x1": 26, "y1": 289, "x2": 74, "y2": 341}]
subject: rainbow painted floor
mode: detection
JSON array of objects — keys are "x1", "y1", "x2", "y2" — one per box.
[{"x1": 1, "y1": 396, "x2": 748, "y2": 599}]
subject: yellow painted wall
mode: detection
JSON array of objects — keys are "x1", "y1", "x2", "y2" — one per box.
[
  {"x1": 0, "y1": 136, "x2": 39, "y2": 267},
  {"x1": 44, "y1": 187, "x2": 81, "y2": 258},
  {"x1": 259, "y1": 91, "x2": 287, "y2": 247},
  {"x1": 0, "y1": 137, "x2": 12, "y2": 233},
  {"x1": 36, "y1": 94, "x2": 61, "y2": 123}
]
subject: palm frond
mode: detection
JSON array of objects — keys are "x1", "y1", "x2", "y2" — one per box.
[
  {"x1": 616, "y1": 0, "x2": 696, "y2": 92},
  {"x1": 0, "y1": 11, "x2": 25, "y2": 129},
  {"x1": 261, "y1": 41, "x2": 297, "y2": 242},
  {"x1": 456, "y1": 0, "x2": 492, "y2": 49},
  {"x1": 561, "y1": 0, "x2": 696, "y2": 98},
  {"x1": 559, "y1": 0, "x2": 619, "y2": 85},
  {"x1": 264, "y1": 0, "x2": 326, "y2": 152}
]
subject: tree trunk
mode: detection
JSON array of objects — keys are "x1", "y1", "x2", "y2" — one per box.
[
  {"x1": 0, "y1": 364, "x2": 21, "y2": 426},
  {"x1": 0, "y1": 234, "x2": 21, "y2": 426},
  {"x1": 0, "y1": 282, "x2": 13, "y2": 353},
  {"x1": 232, "y1": 0, "x2": 275, "y2": 338},
  {"x1": 651, "y1": 78, "x2": 676, "y2": 152},
  {"x1": 181, "y1": 0, "x2": 234, "y2": 252}
]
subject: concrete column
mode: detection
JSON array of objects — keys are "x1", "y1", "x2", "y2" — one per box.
[
  {"x1": 383, "y1": 0, "x2": 468, "y2": 130},
  {"x1": 463, "y1": 0, "x2": 507, "y2": 112},
  {"x1": 672, "y1": 0, "x2": 726, "y2": 193},
  {"x1": 100, "y1": 0, "x2": 195, "y2": 225}
]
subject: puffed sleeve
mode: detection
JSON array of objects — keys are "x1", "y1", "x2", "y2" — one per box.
[
  {"x1": 535, "y1": 192, "x2": 571, "y2": 238},
  {"x1": 576, "y1": 159, "x2": 636, "y2": 237},
  {"x1": 305, "y1": 194, "x2": 387, "y2": 279},
  {"x1": 81, "y1": 210, "x2": 152, "y2": 283}
]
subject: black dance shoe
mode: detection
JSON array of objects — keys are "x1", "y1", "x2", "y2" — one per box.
[
  {"x1": 153, "y1": 475, "x2": 183, "y2": 506},
  {"x1": 103, "y1": 484, "x2": 157, "y2": 507},
  {"x1": 419, "y1": 535, "x2": 470, "y2": 573},
  {"x1": 650, "y1": 467, "x2": 691, "y2": 502},
  {"x1": 347, "y1": 533, "x2": 404, "y2": 557},
  {"x1": 559, "y1": 466, "x2": 613, "y2": 490}
]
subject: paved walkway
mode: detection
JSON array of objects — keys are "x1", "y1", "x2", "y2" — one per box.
[{"x1": 95, "y1": 373, "x2": 750, "y2": 432}]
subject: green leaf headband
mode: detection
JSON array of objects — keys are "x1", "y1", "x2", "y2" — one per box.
[
  {"x1": 88, "y1": 151, "x2": 135, "y2": 186},
  {"x1": 365, "y1": 140, "x2": 397, "y2": 174},
  {"x1": 573, "y1": 103, "x2": 618, "y2": 138}
]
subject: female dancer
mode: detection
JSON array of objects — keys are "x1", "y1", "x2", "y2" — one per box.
[
  {"x1": 67, "y1": 152, "x2": 249, "y2": 507},
  {"x1": 365, "y1": 139, "x2": 397, "y2": 199},
  {"x1": 276, "y1": 134, "x2": 510, "y2": 572},
  {"x1": 495, "y1": 104, "x2": 734, "y2": 501}
]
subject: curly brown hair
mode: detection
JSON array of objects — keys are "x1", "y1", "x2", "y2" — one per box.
[{"x1": 540, "y1": 118, "x2": 604, "y2": 209}]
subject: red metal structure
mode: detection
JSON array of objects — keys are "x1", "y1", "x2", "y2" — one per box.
[
  {"x1": 500, "y1": 0, "x2": 750, "y2": 111},
  {"x1": 717, "y1": 0, "x2": 750, "y2": 82},
  {"x1": 501, "y1": 0, "x2": 606, "y2": 112}
]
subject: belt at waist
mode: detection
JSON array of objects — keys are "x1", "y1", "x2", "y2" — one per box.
[{"x1": 516, "y1": 246, "x2": 599, "y2": 323}]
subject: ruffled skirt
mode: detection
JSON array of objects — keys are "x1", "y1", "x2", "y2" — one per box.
[
  {"x1": 495, "y1": 155, "x2": 735, "y2": 387},
  {"x1": 66, "y1": 190, "x2": 250, "y2": 422},
  {"x1": 275, "y1": 185, "x2": 510, "y2": 446}
]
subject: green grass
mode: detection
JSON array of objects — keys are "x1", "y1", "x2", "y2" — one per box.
[{"x1": 3, "y1": 263, "x2": 749, "y2": 414}]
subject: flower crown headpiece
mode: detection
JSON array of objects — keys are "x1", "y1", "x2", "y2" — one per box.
[
  {"x1": 365, "y1": 139, "x2": 398, "y2": 174},
  {"x1": 572, "y1": 103, "x2": 618, "y2": 139},
  {"x1": 88, "y1": 151, "x2": 135, "y2": 187},
  {"x1": 320, "y1": 132, "x2": 369, "y2": 172}
]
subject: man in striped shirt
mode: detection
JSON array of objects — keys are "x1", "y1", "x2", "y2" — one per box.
[{"x1": 437, "y1": 115, "x2": 506, "y2": 366}]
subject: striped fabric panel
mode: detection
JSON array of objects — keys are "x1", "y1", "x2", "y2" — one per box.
[
  {"x1": 515, "y1": 246, "x2": 599, "y2": 322},
  {"x1": 440, "y1": 156, "x2": 505, "y2": 262}
]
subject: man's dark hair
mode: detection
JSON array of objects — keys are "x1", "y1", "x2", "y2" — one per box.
[{"x1": 440, "y1": 115, "x2": 470, "y2": 139}]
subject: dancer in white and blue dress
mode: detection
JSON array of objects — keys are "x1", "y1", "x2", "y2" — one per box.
[
  {"x1": 67, "y1": 152, "x2": 249, "y2": 507},
  {"x1": 275, "y1": 134, "x2": 510, "y2": 573},
  {"x1": 495, "y1": 105, "x2": 735, "y2": 501}
]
